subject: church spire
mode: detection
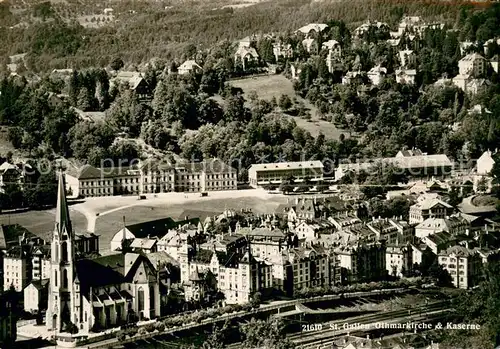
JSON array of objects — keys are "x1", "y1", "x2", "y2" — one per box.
[{"x1": 55, "y1": 171, "x2": 72, "y2": 237}]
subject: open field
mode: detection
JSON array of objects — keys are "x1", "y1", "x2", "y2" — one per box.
[
  {"x1": 0, "y1": 207, "x2": 87, "y2": 241},
  {"x1": 229, "y1": 75, "x2": 349, "y2": 140},
  {"x1": 1, "y1": 191, "x2": 287, "y2": 251},
  {"x1": 229, "y1": 74, "x2": 296, "y2": 101}
]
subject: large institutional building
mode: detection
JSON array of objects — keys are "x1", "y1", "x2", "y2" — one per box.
[
  {"x1": 65, "y1": 158, "x2": 237, "y2": 198},
  {"x1": 248, "y1": 161, "x2": 324, "y2": 188}
]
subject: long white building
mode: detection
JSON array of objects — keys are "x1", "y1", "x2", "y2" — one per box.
[{"x1": 248, "y1": 161, "x2": 324, "y2": 188}]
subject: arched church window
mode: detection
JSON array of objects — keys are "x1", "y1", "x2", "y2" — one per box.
[
  {"x1": 138, "y1": 287, "x2": 145, "y2": 313},
  {"x1": 61, "y1": 241, "x2": 68, "y2": 262},
  {"x1": 63, "y1": 269, "x2": 68, "y2": 289}
]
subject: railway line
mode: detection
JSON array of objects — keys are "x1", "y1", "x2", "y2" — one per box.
[{"x1": 290, "y1": 300, "x2": 452, "y2": 348}]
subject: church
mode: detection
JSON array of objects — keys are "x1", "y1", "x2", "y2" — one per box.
[{"x1": 46, "y1": 172, "x2": 161, "y2": 335}]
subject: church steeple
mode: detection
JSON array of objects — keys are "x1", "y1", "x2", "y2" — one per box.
[{"x1": 55, "y1": 171, "x2": 72, "y2": 237}]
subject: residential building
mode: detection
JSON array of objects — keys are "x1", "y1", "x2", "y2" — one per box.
[
  {"x1": 272, "y1": 43, "x2": 293, "y2": 61},
  {"x1": 234, "y1": 46, "x2": 259, "y2": 70},
  {"x1": 31, "y1": 245, "x2": 51, "y2": 281},
  {"x1": 248, "y1": 161, "x2": 324, "y2": 188},
  {"x1": 367, "y1": 218, "x2": 414, "y2": 244},
  {"x1": 415, "y1": 216, "x2": 467, "y2": 239},
  {"x1": 157, "y1": 222, "x2": 203, "y2": 260},
  {"x1": 295, "y1": 23, "x2": 328, "y2": 37},
  {"x1": 294, "y1": 220, "x2": 335, "y2": 243},
  {"x1": 483, "y1": 38, "x2": 500, "y2": 55},
  {"x1": 386, "y1": 245, "x2": 412, "y2": 277},
  {"x1": 415, "y1": 216, "x2": 468, "y2": 238},
  {"x1": 281, "y1": 245, "x2": 338, "y2": 295},
  {"x1": 237, "y1": 227, "x2": 290, "y2": 260},
  {"x1": 178, "y1": 60, "x2": 202, "y2": 75},
  {"x1": 46, "y1": 172, "x2": 162, "y2": 335},
  {"x1": 399, "y1": 49, "x2": 416, "y2": 67},
  {"x1": 24, "y1": 278, "x2": 49, "y2": 313},
  {"x1": 353, "y1": 21, "x2": 389, "y2": 39},
  {"x1": 0, "y1": 162, "x2": 26, "y2": 192},
  {"x1": 459, "y1": 53, "x2": 487, "y2": 77},
  {"x1": 3, "y1": 246, "x2": 31, "y2": 292},
  {"x1": 326, "y1": 49, "x2": 340, "y2": 73},
  {"x1": 110, "y1": 71, "x2": 152, "y2": 100},
  {"x1": 409, "y1": 197, "x2": 454, "y2": 224},
  {"x1": 476, "y1": 150, "x2": 496, "y2": 175},
  {"x1": 367, "y1": 65, "x2": 387, "y2": 85},
  {"x1": 438, "y1": 245, "x2": 483, "y2": 289},
  {"x1": 302, "y1": 38, "x2": 317, "y2": 53},
  {"x1": 342, "y1": 70, "x2": 363, "y2": 85},
  {"x1": 180, "y1": 244, "x2": 273, "y2": 305},
  {"x1": 335, "y1": 240, "x2": 386, "y2": 284},
  {"x1": 490, "y1": 55, "x2": 499, "y2": 73},
  {"x1": 459, "y1": 41, "x2": 478, "y2": 56},
  {"x1": 395, "y1": 69, "x2": 417, "y2": 85},
  {"x1": 422, "y1": 231, "x2": 454, "y2": 255},
  {"x1": 322, "y1": 40, "x2": 341, "y2": 57},
  {"x1": 397, "y1": 15, "x2": 422, "y2": 35}
]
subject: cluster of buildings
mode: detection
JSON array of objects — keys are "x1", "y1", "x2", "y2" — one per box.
[
  {"x1": 435, "y1": 52, "x2": 496, "y2": 95},
  {"x1": 334, "y1": 149, "x2": 453, "y2": 181},
  {"x1": 0, "y1": 154, "x2": 497, "y2": 342}
]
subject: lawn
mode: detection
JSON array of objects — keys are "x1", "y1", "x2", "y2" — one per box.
[
  {"x1": 229, "y1": 74, "x2": 350, "y2": 140},
  {"x1": 0, "y1": 207, "x2": 88, "y2": 241}
]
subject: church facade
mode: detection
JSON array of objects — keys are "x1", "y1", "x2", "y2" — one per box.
[{"x1": 46, "y1": 173, "x2": 161, "y2": 335}]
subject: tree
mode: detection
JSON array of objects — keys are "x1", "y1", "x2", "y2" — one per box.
[
  {"x1": 241, "y1": 318, "x2": 293, "y2": 349},
  {"x1": 110, "y1": 57, "x2": 124, "y2": 71},
  {"x1": 278, "y1": 94, "x2": 292, "y2": 110},
  {"x1": 77, "y1": 87, "x2": 93, "y2": 111},
  {"x1": 477, "y1": 176, "x2": 488, "y2": 193},
  {"x1": 202, "y1": 320, "x2": 230, "y2": 349}
]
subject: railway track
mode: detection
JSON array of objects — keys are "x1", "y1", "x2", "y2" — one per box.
[{"x1": 291, "y1": 300, "x2": 452, "y2": 348}]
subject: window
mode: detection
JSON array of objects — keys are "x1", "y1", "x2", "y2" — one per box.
[
  {"x1": 63, "y1": 269, "x2": 68, "y2": 288},
  {"x1": 61, "y1": 241, "x2": 68, "y2": 262}
]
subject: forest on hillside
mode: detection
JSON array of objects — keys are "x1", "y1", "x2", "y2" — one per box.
[{"x1": 0, "y1": 0, "x2": 482, "y2": 72}]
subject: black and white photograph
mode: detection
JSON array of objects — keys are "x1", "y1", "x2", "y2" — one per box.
[{"x1": 0, "y1": 0, "x2": 500, "y2": 348}]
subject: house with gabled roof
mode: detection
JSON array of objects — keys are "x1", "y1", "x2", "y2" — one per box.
[
  {"x1": 409, "y1": 197, "x2": 454, "y2": 224},
  {"x1": 110, "y1": 71, "x2": 152, "y2": 100},
  {"x1": 415, "y1": 216, "x2": 467, "y2": 239},
  {"x1": 234, "y1": 46, "x2": 259, "y2": 70},
  {"x1": 295, "y1": 23, "x2": 328, "y2": 37},
  {"x1": 178, "y1": 60, "x2": 202, "y2": 75}
]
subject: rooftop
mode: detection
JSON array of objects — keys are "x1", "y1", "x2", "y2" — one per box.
[{"x1": 249, "y1": 160, "x2": 324, "y2": 172}]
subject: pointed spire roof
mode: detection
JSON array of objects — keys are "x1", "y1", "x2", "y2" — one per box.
[{"x1": 55, "y1": 171, "x2": 72, "y2": 237}]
